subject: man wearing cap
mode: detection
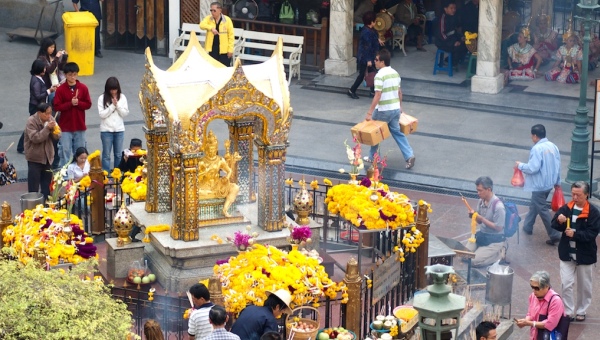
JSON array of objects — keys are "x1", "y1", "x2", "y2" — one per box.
[
  {"x1": 231, "y1": 289, "x2": 292, "y2": 340},
  {"x1": 188, "y1": 283, "x2": 214, "y2": 339}
]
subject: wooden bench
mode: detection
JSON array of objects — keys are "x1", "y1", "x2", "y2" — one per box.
[
  {"x1": 234, "y1": 31, "x2": 304, "y2": 80},
  {"x1": 172, "y1": 23, "x2": 244, "y2": 63}
]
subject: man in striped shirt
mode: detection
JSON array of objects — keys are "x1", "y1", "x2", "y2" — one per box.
[
  {"x1": 365, "y1": 49, "x2": 415, "y2": 169},
  {"x1": 188, "y1": 283, "x2": 215, "y2": 339}
]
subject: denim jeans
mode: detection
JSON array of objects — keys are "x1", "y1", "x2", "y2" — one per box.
[
  {"x1": 101, "y1": 131, "x2": 124, "y2": 171},
  {"x1": 59, "y1": 131, "x2": 86, "y2": 167},
  {"x1": 370, "y1": 108, "x2": 414, "y2": 161}
]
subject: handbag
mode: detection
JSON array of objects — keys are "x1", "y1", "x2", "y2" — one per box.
[
  {"x1": 511, "y1": 167, "x2": 524, "y2": 187},
  {"x1": 551, "y1": 186, "x2": 566, "y2": 211},
  {"x1": 364, "y1": 67, "x2": 376, "y2": 88},
  {"x1": 536, "y1": 294, "x2": 570, "y2": 340}
]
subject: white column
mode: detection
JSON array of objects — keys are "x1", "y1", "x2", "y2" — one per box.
[
  {"x1": 168, "y1": 0, "x2": 181, "y2": 60},
  {"x1": 200, "y1": 0, "x2": 211, "y2": 21},
  {"x1": 324, "y1": 0, "x2": 357, "y2": 76},
  {"x1": 471, "y1": 0, "x2": 504, "y2": 94}
]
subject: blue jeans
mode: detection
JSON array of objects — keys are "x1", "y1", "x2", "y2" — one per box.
[
  {"x1": 101, "y1": 131, "x2": 124, "y2": 171},
  {"x1": 59, "y1": 131, "x2": 86, "y2": 167},
  {"x1": 370, "y1": 109, "x2": 414, "y2": 161}
]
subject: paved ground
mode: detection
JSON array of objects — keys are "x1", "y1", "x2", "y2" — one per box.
[{"x1": 2, "y1": 26, "x2": 600, "y2": 339}]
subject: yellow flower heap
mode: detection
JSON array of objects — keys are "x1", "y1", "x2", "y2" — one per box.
[
  {"x1": 120, "y1": 165, "x2": 147, "y2": 201},
  {"x1": 1, "y1": 205, "x2": 97, "y2": 266},
  {"x1": 325, "y1": 184, "x2": 414, "y2": 229},
  {"x1": 465, "y1": 31, "x2": 478, "y2": 45},
  {"x1": 214, "y1": 244, "x2": 345, "y2": 315}
]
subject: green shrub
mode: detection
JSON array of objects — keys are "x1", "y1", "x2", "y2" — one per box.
[{"x1": 0, "y1": 259, "x2": 133, "y2": 340}]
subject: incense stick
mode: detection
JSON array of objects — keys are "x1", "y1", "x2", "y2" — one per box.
[{"x1": 5, "y1": 142, "x2": 14, "y2": 153}]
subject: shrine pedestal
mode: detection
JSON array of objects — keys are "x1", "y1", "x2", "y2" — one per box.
[
  {"x1": 127, "y1": 202, "x2": 322, "y2": 293},
  {"x1": 106, "y1": 238, "x2": 146, "y2": 278}
]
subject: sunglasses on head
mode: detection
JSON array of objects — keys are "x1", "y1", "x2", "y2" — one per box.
[{"x1": 530, "y1": 285, "x2": 541, "y2": 291}]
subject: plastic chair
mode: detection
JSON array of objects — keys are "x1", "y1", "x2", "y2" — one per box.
[
  {"x1": 433, "y1": 49, "x2": 453, "y2": 77},
  {"x1": 391, "y1": 25, "x2": 407, "y2": 56}
]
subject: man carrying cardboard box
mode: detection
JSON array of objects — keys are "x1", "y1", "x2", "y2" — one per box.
[{"x1": 365, "y1": 49, "x2": 416, "y2": 169}]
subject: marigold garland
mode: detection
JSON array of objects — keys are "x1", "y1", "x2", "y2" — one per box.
[
  {"x1": 1, "y1": 205, "x2": 97, "y2": 266},
  {"x1": 325, "y1": 184, "x2": 414, "y2": 229},
  {"x1": 143, "y1": 224, "x2": 170, "y2": 242},
  {"x1": 469, "y1": 212, "x2": 478, "y2": 243},
  {"x1": 214, "y1": 244, "x2": 345, "y2": 315},
  {"x1": 120, "y1": 166, "x2": 147, "y2": 201},
  {"x1": 87, "y1": 150, "x2": 101, "y2": 161}
]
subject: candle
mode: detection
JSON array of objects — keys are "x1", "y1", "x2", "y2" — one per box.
[{"x1": 567, "y1": 217, "x2": 570, "y2": 229}]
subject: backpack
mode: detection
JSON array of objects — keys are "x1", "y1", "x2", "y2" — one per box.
[
  {"x1": 492, "y1": 198, "x2": 521, "y2": 240},
  {"x1": 279, "y1": 0, "x2": 294, "y2": 24}
]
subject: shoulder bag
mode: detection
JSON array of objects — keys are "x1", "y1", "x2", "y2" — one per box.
[
  {"x1": 364, "y1": 66, "x2": 376, "y2": 88},
  {"x1": 536, "y1": 294, "x2": 570, "y2": 340}
]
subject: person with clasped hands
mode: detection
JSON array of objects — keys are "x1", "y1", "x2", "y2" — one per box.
[
  {"x1": 515, "y1": 271, "x2": 565, "y2": 340},
  {"x1": 551, "y1": 181, "x2": 600, "y2": 323},
  {"x1": 24, "y1": 103, "x2": 61, "y2": 199}
]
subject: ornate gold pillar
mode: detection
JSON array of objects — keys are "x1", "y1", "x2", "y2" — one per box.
[
  {"x1": 144, "y1": 126, "x2": 172, "y2": 213},
  {"x1": 416, "y1": 204, "x2": 430, "y2": 289},
  {"x1": 226, "y1": 119, "x2": 256, "y2": 203},
  {"x1": 344, "y1": 258, "x2": 361, "y2": 335},
  {"x1": 255, "y1": 140, "x2": 287, "y2": 231},
  {"x1": 170, "y1": 151, "x2": 201, "y2": 241},
  {"x1": 208, "y1": 276, "x2": 224, "y2": 306},
  {"x1": 89, "y1": 156, "x2": 105, "y2": 234},
  {"x1": 0, "y1": 201, "x2": 13, "y2": 248}
]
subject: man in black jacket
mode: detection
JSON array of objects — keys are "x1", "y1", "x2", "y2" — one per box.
[
  {"x1": 551, "y1": 181, "x2": 600, "y2": 322},
  {"x1": 434, "y1": 0, "x2": 467, "y2": 67}
]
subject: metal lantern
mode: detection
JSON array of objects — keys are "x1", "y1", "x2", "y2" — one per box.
[
  {"x1": 578, "y1": 0, "x2": 599, "y2": 9},
  {"x1": 413, "y1": 264, "x2": 466, "y2": 340},
  {"x1": 293, "y1": 182, "x2": 313, "y2": 225}
]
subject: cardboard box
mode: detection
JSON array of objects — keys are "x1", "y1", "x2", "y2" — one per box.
[
  {"x1": 400, "y1": 112, "x2": 418, "y2": 135},
  {"x1": 351, "y1": 120, "x2": 391, "y2": 146}
]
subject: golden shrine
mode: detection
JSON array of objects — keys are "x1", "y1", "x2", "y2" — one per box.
[{"x1": 139, "y1": 32, "x2": 293, "y2": 241}]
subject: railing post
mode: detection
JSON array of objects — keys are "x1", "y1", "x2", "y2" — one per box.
[
  {"x1": 0, "y1": 201, "x2": 13, "y2": 248},
  {"x1": 415, "y1": 203, "x2": 430, "y2": 289},
  {"x1": 89, "y1": 156, "x2": 105, "y2": 234},
  {"x1": 319, "y1": 17, "x2": 328, "y2": 69},
  {"x1": 208, "y1": 276, "x2": 224, "y2": 307},
  {"x1": 344, "y1": 258, "x2": 362, "y2": 336}
]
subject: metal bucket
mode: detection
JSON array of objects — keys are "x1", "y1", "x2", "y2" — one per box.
[
  {"x1": 485, "y1": 266, "x2": 514, "y2": 305},
  {"x1": 20, "y1": 193, "x2": 44, "y2": 212}
]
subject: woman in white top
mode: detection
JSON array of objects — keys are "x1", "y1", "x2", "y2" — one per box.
[
  {"x1": 98, "y1": 77, "x2": 129, "y2": 171},
  {"x1": 67, "y1": 147, "x2": 90, "y2": 181}
]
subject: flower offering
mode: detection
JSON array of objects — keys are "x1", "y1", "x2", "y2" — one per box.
[
  {"x1": 288, "y1": 224, "x2": 312, "y2": 245},
  {"x1": 214, "y1": 244, "x2": 345, "y2": 315},
  {"x1": 226, "y1": 226, "x2": 258, "y2": 251},
  {"x1": 120, "y1": 165, "x2": 147, "y2": 201}
]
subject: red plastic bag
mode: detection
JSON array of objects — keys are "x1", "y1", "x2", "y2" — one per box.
[
  {"x1": 552, "y1": 186, "x2": 566, "y2": 211},
  {"x1": 511, "y1": 168, "x2": 524, "y2": 187}
]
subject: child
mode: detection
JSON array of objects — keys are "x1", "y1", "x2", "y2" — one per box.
[{"x1": 118, "y1": 138, "x2": 144, "y2": 173}]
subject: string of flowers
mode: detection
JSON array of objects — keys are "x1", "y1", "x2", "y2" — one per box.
[
  {"x1": 213, "y1": 244, "x2": 345, "y2": 315},
  {"x1": 210, "y1": 234, "x2": 224, "y2": 244},
  {"x1": 1, "y1": 205, "x2": 97, "y2": 266},
  {"x1": 120, "y1": 165, "x2": 147, "y2": 201},
  {"x1": 48, "y1": 165, "x2": 68, "y2": 203},
  {"x1": 341, "y1": 138, "x2": 364, "y2": 175},
  {"x1": 325, "y1": 183, "x2": 414, "y2": 230},
  {"x1": 143, "y1": 224, "x2": 171, "y2": 243}
]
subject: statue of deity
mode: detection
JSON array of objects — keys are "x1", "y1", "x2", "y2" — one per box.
[{"x1": 197, "y1": 131, "x2": 241, "y2": 217}]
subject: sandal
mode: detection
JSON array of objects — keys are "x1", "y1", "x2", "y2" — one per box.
[
  {"x1": 576, "y1": 314, "x2": 586, "y2": 322},
  {"x1": 406, "y1": 157, "x2": 416, "y2": 169}
]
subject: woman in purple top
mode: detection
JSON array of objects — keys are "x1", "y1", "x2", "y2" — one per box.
[{"x1": 348, "y1": 11, "x2": 382, "y2": 99}]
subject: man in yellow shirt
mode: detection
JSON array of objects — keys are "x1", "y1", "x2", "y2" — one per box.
[{"x1": 200, "y1": 2, "x2": 235, "y2": 66}]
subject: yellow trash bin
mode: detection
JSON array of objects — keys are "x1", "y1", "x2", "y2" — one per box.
[{"x1": 62, "y1": 12, "x2": 99, "y2": 76}]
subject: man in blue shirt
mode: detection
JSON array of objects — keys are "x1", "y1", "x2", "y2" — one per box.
[
  {"x1": 73, "y1": 0, "x2": 103, "y2": 58},
  {"x1": 516, "y1": 124, "x2": 562, "y2": 245},
  {"x1": 231, "y1": 289, "x2": 292, "y2": 340}
]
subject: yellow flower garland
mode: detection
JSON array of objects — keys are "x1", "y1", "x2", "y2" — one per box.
[
  {"x1": 1, "y1": 205, "x2": 96, "y2": 266},
  {"x1": 325, "y1": 184, "x2": 414, "y2": 230},
  {"x1": 87, "y1": 150, "x2": 101, "y2": 161},
  {"x1": 120, "y1": 166, "x2": 147, "y2": 201},
  {"x1": 214, "y1": 244, "x2": 345, "y2": 315},
  {"x1": 468, "y1": 212, "x2": 478, "y2": 243},
  {"x1": 143, "y1": 224, "x2": 170, "y2": 243}
]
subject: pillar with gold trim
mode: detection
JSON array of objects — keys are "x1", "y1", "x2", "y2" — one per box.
[
  {"x1": 416, "y1": 203, "x2": 430, "y2": 289},
  {"x1": 226, "y1": 119, "x2": 256, "y2": 203},
  {"x1": 89, "y1": 155, "x2": 105, "y2": 234},
  {"x1": 344, "y1": 258, "x2": 362, "y2": 335},
  {"x1": 170, "y1": 151, "x2": 201, "y2": 241},
  {"x1": 255, "y1": 140, "x2": 287, "y2": 231},
  {"x1": 144, "y1": 126, "x2": 172, "y2": 213}
]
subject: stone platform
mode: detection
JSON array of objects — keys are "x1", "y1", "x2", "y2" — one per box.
[{"x1": 127, "y1": 202, "x2": 322, "y2": 293}]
